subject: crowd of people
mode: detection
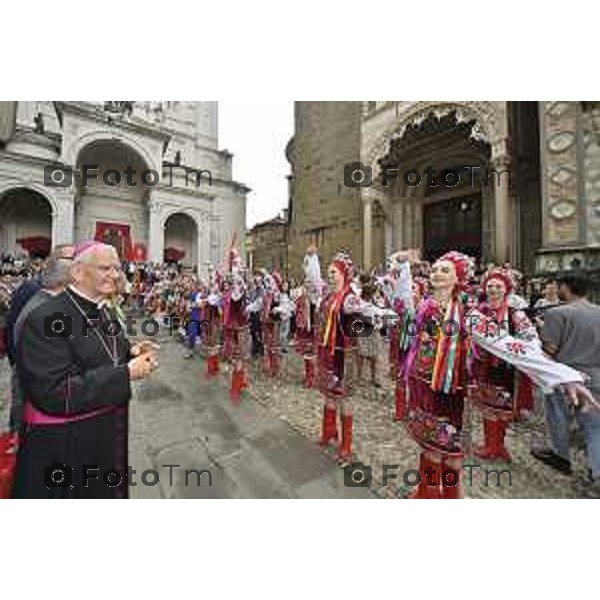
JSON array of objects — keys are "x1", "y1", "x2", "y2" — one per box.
[{"x1": 1, "y1": 239, "x2": 600, "y2": 499}]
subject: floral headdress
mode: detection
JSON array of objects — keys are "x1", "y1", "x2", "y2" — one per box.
[
  {"x1": 482, "y1": 267, "x2": 515, "y2": 295},
  {"x1": 331, "y1": 252, "x2": 354, "y2": 286},
  {"x1": 436, "y1": 251, "x2": 474, "y2": 290}
]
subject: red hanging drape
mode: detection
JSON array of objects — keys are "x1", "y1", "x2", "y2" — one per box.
[
  {"x1": 17, "y1": 236, "x2": 51, "y2": 257},
  {"x1": 94, "y1": 222, "x2": 133, "y2": 261},
  {"x1": 164, "y1": 247, "x2": 185, "y2": 262}
]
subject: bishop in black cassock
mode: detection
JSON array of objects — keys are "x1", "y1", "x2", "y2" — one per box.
[{"x1": 12, "y1": 241, "x2": 157, "y2": 499}]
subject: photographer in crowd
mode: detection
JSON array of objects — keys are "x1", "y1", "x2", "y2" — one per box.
[{"x1": 532, "y1": 273, "x2": 600, "y2": 490}]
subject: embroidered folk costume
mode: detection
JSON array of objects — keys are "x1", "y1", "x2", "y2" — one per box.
[
  {"x1": 261, "y1": 270, "x2": 284, "y2": 378},
  {"x1": 385, "y1": 252, "x2": 427, "y2": 421},
  {"x1": 203, "y1": 264, "x2": 223, "y2": 377},
  {"x1": 294, "y1": 246, "x2": 324, "y2": 388},
  {"x1": 317, "y1": 252, "x2": 397, "y2": 463},
  {"x1": 222, "y1": 246, "x2": 249, "y2": 401},
  {"x1": 471, "y1": 268, "x2": 537, "y2": 461},
  {"x1": 396, "y1": 251, "x2": 588, "y2": 499}
]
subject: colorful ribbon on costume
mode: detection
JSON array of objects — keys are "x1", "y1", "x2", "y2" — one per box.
[
  {"x1": 322, "y1": 291, "x2": 344, "y2": 356},
  {"x1": 431, "y1": 297, "x2": 464, "y2": 394}
]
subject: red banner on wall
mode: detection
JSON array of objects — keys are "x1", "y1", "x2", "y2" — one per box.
[
  {"x1": 16, "y1": 236, "x2": 51, "y2": 258},
  {"x1": 94, "y1": 222, "x2": 133, "y2": 261},
  {"x1": 164, "y1": 246, "x2": 185, "y2": 262}
]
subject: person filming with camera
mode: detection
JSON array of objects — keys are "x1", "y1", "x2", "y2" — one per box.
[{"x1": 12, "y1": 241, "x2": 159, "y2": 498}]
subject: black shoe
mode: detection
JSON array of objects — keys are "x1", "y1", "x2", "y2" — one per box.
[{"x1": 530, "y1": 446, "x2": 572, "y2": 474}]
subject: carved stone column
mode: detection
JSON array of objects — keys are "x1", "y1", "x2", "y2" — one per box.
[
  {"x1": 490, "y1": 149, "x2": 512, "y2": 264},
  {"x1": 52, "y1": 188, "x2": 75, "y2": 247},
  {"x1": 392, "y1": 201, "x2": 403, "y2": 250},
  {"x1": 197, "y1": 212, "x2": 212, "y2": 277},
  {"x1": 363, "y1": 195, "x2": 373, "y2": 269}
]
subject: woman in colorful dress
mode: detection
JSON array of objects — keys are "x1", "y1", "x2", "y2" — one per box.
[
  {"x1": 222, "y1": 247, "x2": 250, "y2": 401},
  {"x1": 294, "y1": 247, "x2": 324, "y2": 388},
  {"x1": 471, "y1": 268, "x2": 537, "y2": 460},
  {"x1": 355, "y1": 274, "x2": 384, "y2": 388},
  {"x1": 203, "y1": 264, "x2": 223, "y2": 377},
  {"x1": 318, "y1": 252, "x2": 397, "y2": 463},
  {"x1": 395, "y1": 251, "x2": 595, "y2": 499},
  {"x1": 385, "y1": 251, "x2": 428, "y2": 421},
  {"x1": 260, "y1": 270, "x2": 284, "y2": 378}
]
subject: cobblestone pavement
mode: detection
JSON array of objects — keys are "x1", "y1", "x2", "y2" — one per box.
[
  {"x1": 2, "y1": 331, "x2": 598, "y2": 498},
  {"x1": 247, "y1": 341, "x2": 599, "y2": 499}
]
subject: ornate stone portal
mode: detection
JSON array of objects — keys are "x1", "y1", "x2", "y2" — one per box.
[{"x1": 362, "y1": 102, "x2": 511, "y2": 268}]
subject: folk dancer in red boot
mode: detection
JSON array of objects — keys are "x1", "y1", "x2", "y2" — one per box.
[
  {"x1": 384, "y1": 251, "x2": 428, "y2": 421},
  {"x1": 355, "y1": 274, "x2": 386, "y2": 388},
  {"x1": 396, "y1": 251, "x2": 594, "y2": 499},
  {"x1": 317, "y1": 252, "x2": 397, "y2": 465},
  {"x1": 203, "y1": 263, "x2": 223, "y2": 377},
  {"x1": 222, "y1": 246, "x2": 249, "y2": 402},
  {"x1": 260, "y1": 270, "x2": 284, "y2": 378},
  {"x1": 294, "y1": 246, "x2": 324, "y2": 388},
  {"x1": 471, "y1": 268, "x2": 537, "y2": 461}
]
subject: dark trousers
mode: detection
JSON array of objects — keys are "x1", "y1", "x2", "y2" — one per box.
[{"x1": 250, "y1": 313, "x2": 263, "y2": 357}]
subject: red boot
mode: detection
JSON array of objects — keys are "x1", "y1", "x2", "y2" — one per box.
[
  {"x1": 0, "y1": 432, "x2": 18, "y2": 499},
  {"x1": 408, "y1": 452, "x2": 441, "y2": 499},
  {"x1": 207, "y1": 354, "x2": 220, "y2": 377},
  {"x1": 338, "y1": 414, "x2": 353, "y2": 462},
  {"x1": 304, "y1": 357, "x2": 316, "y2": 388},
  {"x1": 319, "y1": 406, "x2": 338, "y2": 447},
  {"x1": 473, "y1": 418, "x2": 492, "y2": 458},
  {"x1": 223, "y1": 331, "x2": 233, "y2": 361},
  {"x1": 474, "y1": 419, "x2": 512, "y2": 462},
  {"x1": 229, "y1": 367, "x2": 243, "y2": 402},
  {"x1": 262, "y1": 353, "x2": 271, "y2": 376},
  {"x1": 394, "y1": 378, "x2": 407, "y2": 421},
  {"x1": 440, "y1": 456, "x2": 463, "y2": 499},
  {"x1": 239, "y1": 366, "x2": 249, "y2": 391},
  {"x1": 269, "y1": 352, "x2": 281, "y2": 377},
  {"x1": 516, "y1": 374, "x2": 534, "y2": 419}
]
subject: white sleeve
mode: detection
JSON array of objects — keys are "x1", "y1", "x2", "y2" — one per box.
[
  {"x1": 467, "y1": 308, "x2": 584, "y2": 392},
  {"x1": 392, "y1": 262, "x2": 414, "y2": 311},
  {"x1": 246, "y1": 295, "x2": 263, "y2": 313},
  {"x1": 342, "y1": 294, "x2": 398, "y2": 327}
]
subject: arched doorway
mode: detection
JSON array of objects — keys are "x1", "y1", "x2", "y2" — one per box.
[
  {"x1": 163, "y1": 212, "x2": 198, "y2": 267},
  {"x1": 0, "y1": 188, "x2": 53, "y2": 258},
  {"x1": 75, "y1": 140, "x2": 151, "y2": 260},
  {"x1": 376, "y1": 110, "x2": 492, "y2": 265}
]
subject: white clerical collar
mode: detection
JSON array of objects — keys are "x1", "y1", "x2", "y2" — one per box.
[{"x1": 68, "y1": 285, "x2": 108, "y2": 308}]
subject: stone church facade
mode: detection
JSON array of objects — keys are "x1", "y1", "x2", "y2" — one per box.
[
  {"x1": 0, "y1": 101, "x2": 248, "y2": 274},
  {"x1": 288, "y1": 101, "x2": 600, "y2": 289}
]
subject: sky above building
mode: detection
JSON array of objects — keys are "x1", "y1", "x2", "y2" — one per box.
[{"x1": 219, "y1": 101, "x2": 294, "y2": 229}]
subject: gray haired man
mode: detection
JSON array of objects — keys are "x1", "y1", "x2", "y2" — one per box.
[{"x1": 9, "y1": 252, "x2": 73, "y2": 430}]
